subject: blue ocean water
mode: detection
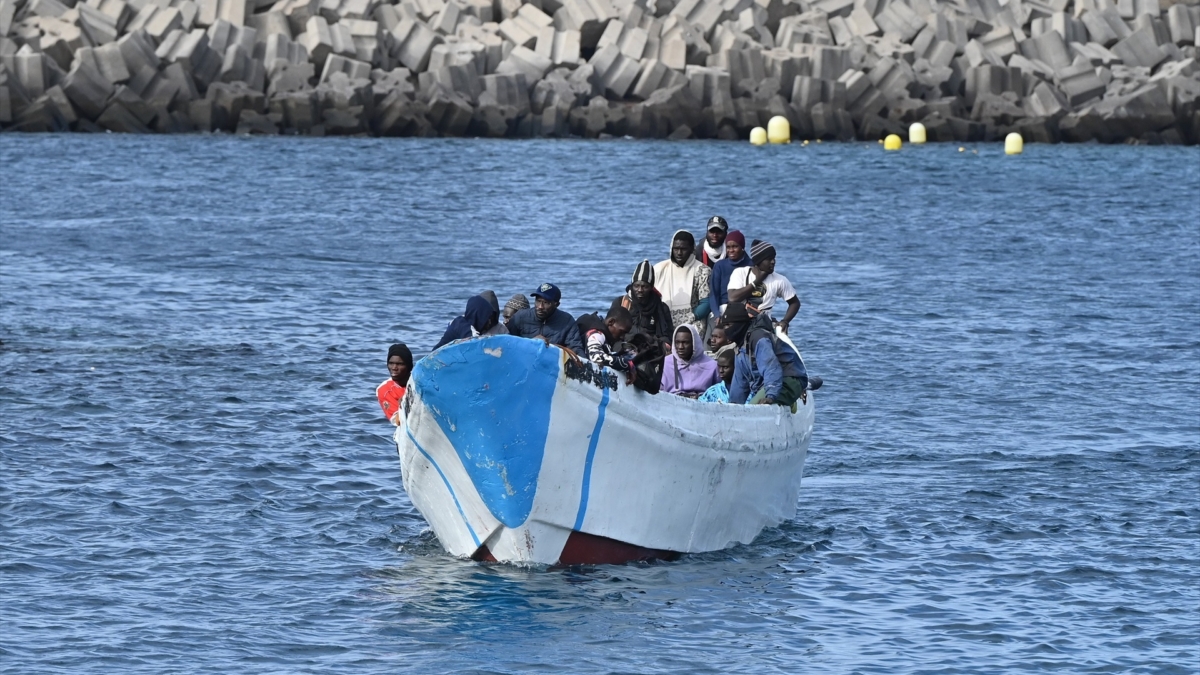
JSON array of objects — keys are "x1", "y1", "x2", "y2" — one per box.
[{"x1": 1, "y1": 136, "x2": 1197, "y2": 674}]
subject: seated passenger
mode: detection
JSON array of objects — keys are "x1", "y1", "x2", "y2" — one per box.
[
  {"x1": 620, "y1": 260, "x2": 674, "y2": 351},
  {"x1": 660, "y1": 324, "x2": 719, "y2": 398},
  {"x1": 376, "y1": 343, "x2": 413, "y2": 425},
  {"x1": 433, "y1": 294, "x2": 498, "y2": 351},
  {"x1": 706, "y1": 324, "x2": 736, "y2": 359},
  {"x1": 503, "y1": 294, "x2": 529, "y2": 329},
  {"x1": 723, "y1": 302, "x2": 808, "y2": 407},
  {"x1": 507, "y1": 283, "x2": 585, "y2": 354},
  {"x1": 726, "y1": 239, "x2": 800, "y2": 334},
  {"x1": 577, "y1": 305, "x2": 634, "y2": 372},
  {"x1": 479, "y1": 290, "x2": 509, "y2": 335},
  {"x1": 698, "y1": 350, "x2": 736, "y2": 403}
]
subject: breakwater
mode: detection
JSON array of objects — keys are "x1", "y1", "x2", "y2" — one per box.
[{"x1": 1, "y1": 0, "x2": 1198, "y2": 142}]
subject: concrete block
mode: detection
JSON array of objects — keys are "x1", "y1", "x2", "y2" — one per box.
[
  {"x1": 430, "y1": 0, "x2": 461, "y2": 34},
  {"x1": 670, "y1": 0, "x2": 724, "y2": 38},
  {"x1": 964, "y1": 39, "x2": 1004, "y2": 67},
  {"x1": 499, "y1": 3, "x2": 552, "y2": 46},
  {"x1": 78, "y1": 3, "x2": 120, "y2": 45},
  {"x1": 811, "y1": 44, "x2": 848, "y2": 80},
  {"x1": 390, "y1": 18, "x2": 441, "y2": 71},
  {"x1": 1031, "y1": 28, "x2": 1072, "y2": 69},
  {"x1": 248, "y1": 10, "x2": 290, "y2": 40},
  {"x1": 428, "y1": 40, "x2": 486, "y2": 73},
  {"x1": 630, "y1": 57, "x2": 685, "y2": 98},
  {"x1": 14, "y1": 49, "x2": 46, "y2": 99},
  {"x1": 424, "y1": 61, "x2": 481, "y2": 101},
  {"x1": 708, "y1": 45, "x2": 764, "y2": 96},
  {"x1": 28, "y1": 0, "x2": 69, "y2": 18},
  {"x1": 94, "y1": 42, "x2": 132, "y2": 83},
  {"x1": 479, "y1": 70, "x2": 528, "y2": 113},
  {"x1": 809, "y1": 0, "x2": 851, "y2": 19},
  {"x1": 845, "y1": 6, "x2": 878, "y2": 37},
  {"x1": 874, "y1": 1, "x2": 922, "y2": 42},
  {"x1": 1167, "y1": 4, "x2": 1194, "y2": 47},
  {"x1": 763, "y1": 47, "x2": 808, "y2": 92},
  {"x1": 1080, "y1": 7, "x2": 1129, "y2": 48},
  {"x1": 319, "y1": 52, "x2": 370, "y2": 82},
  {"x1": 96, "y1": 98, "x2": 151, "y2": 131},
  {"x1": 497, "y1": 44, "x2": 553, "y2": 85},
  {"x1": 1024, "y1": 79, "x2": 1067, "y2": 117},
  {"x1": 267, "y1": 59, "x2": 313, "y2": 93},
  {"x1": 425, "y1": 87, "x2": 472, "y2": 134},
  {"x1": 586, "y1": 43, "x2": 638, "y2": 97},
  {"x1": 1055, "y1": 59, "x2": 1105, "y2": 105},
  {"x1": 535, "y1": 27, "x2": 581, "y2": 65},
  {"x1": 159, "y1": 28, "x2": 211, "y2": 75},
  {"x1": 775, "y1": 13, "x2": 833, "y2": 51},
  {"x1": 1112, "y1": 25, "x2": 1166, "y2": 69},
  {"x1": 219, "y1": 42, "x2": 249, "y2": 81},
  {"x1": 216, "y1": 0, "x2": 246, "y2": 26},
  {"x1": 558, "y1": 0, "x2": 617, "y2": 48},
  {"x1": 0, "y1": 0, "x2": 16, "y2": 38},
  {"x1": 60, "y1": 55, "x2": 113, "y2": 118},
  {"x1": 145, "y1": 7, "x2": 184, "y2": 43}
]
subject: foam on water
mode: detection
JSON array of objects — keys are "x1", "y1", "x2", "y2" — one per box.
[{"x1": 1, "y1": 136, "x2": 1197, "y2": 673}]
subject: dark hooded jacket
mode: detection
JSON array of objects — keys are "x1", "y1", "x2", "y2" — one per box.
[
  {"x1": 433, "y1": 295, "x2": 496, "y2": 351},
  {"x1": 508, "y1": 306, "x2": 585, "y2": 353}
]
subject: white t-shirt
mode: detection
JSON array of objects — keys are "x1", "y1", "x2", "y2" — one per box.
[{"x1": 727, "y1": 267, "x2": 797, "y2": 315}]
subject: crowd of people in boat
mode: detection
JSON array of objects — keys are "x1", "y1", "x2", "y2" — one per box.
[{"x1": 376, "y1": 216, "x2": 810, "y2": 425}]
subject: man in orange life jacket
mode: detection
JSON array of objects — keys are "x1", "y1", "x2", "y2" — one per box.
[{"x1": 376, "y1": 343, "x2": 413, "y2": 425}]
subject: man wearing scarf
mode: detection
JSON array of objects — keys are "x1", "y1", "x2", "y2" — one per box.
[
  {"x1": 693, "y1": 216, "x2": 728, "y2": 268},
  {"x1": 620, "y1": 259, "x2": 675, "y2": 351},
  {"x1": 376, "y1": 343, "x2": 413, "y2": 425},
  {"x1": 708, "y1": 230, "x2": 753, "y2": 319},
  {"x1": 653, "y1": 230, "x2": 711, "y2": 336}
]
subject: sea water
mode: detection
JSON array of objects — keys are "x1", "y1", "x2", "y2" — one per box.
[{"x1": 1, "y1": 136, "x2": 1197, "y2": 674}]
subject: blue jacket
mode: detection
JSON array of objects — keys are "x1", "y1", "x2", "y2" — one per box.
[
  {"x1": 729, "y1": 332, "x2": 807, "y2": 404},
  {"x1": 508, "y1": 307, "x2": 585, "y2": 354},
  {"x1": 709, "y1": 253, "x2": 753, "y2": 315}
]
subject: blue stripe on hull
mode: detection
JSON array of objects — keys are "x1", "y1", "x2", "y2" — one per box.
[
  {"x1": 406, "y1": 427, "x2": 480, "y2": 548},
  {"x1": 573, "y1": 386, "x2": 610, "y2": 531}
]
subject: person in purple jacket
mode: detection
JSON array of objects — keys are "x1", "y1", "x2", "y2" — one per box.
[{"x1": 660, "y1": 324, "x2": 720, "y2": 398}]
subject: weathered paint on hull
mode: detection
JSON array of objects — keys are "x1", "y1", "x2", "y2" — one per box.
[{"x1": 394, "y1": 335, "x2": 813, "y2": 566}]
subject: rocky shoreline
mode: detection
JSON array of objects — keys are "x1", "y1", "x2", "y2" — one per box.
[{"x1": 1, "y1": 0, "x2": 1198, "y2": 142}]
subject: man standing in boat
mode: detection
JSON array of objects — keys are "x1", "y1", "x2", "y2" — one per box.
[
  {"x1": 694, "y1": 216, "x2": 728, "y2": 268},
  {"x1": 726, "y1": 240, "x2": 801, "y2": 335},
  {"x1": 708, "y1": 230, "x2": 752, "y2": 319},
  {"x1": 507, "y1": 283, "x2": 585, "y2": 354}
]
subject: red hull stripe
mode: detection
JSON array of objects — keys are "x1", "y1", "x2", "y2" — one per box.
[{"x1": 471, "y1": 532, "x2": 680, "y2": 565}]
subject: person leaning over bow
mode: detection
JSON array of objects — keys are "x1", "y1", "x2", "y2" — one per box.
[
  {"x1": 726, "y1": 239, "x2": 801, "y2": 335},
  {"x1": 621, "y1": 260, "x2": 675, "y2": 352},
  {"x1": 377, "y1": 343, "x2": 413, "y2": 425},
  {"x1": 708, "y1": 230, "x2": 752, "y2": 319},
  {"x1": 576, "y1": 304, "x2": 635, "y2": 372},
  {"x1": 654, "y1": 229, "x2": 711, "y2": 337},
  {"x1": 660, "y1": 324, "x2": 719, "y2": 398},
  {"x1": 695, "y1": 216, "x2": 729, "y2": 268},
  {"x1": 478, "y1": 290, "x2": 509, "y2": 336},
  {"x1": 722, "y1": 302, "x2": 808, "y2": 407},
  {"x1": 508, "y1": 283, "x2": 585, "y2": 354},
  {"x1": 433, "y1": 294, "x2": 499, "y2": 351}
]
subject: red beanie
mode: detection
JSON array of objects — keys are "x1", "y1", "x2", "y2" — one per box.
[{"x1": 726, "y1": 230, "x2": 745, "y2": 247}]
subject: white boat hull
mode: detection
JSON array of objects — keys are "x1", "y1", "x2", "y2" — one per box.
[{"x1": 394, "y1": 335, "x2": 813, "y2": 565}]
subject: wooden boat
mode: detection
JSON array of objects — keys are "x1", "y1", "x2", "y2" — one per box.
[{"x1": 393, "y1": 334, "x2": 814, "y2": 565}]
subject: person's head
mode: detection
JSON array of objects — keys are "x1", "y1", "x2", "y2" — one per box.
[
  {"x1": 706, "y1": 216, "x2": 728, "y2": 248},
  {"x1": 671, "y1": 230, "x2": 696, "y2": 266},
  {"x1": 673, "y1": 326, "x2": 694, "y2": 362},
  {"x1": 504, "y1": 294, "x2": 529, "y2": 322},
  {"x1": 631, "y1": 260, "x2": 654, "y2": 302},
  {"x1": 387, "y1": 343, "x2": 413, "y2": 386},
  {"x1": 709, "y1": 325, "x2": 730, "y2": 350},
  {"x1": 750, "y1": 240, "x2": 777, "y2": 275},
  {"x1": 717, "y1": 350, "x2": 735, "y2": 385},
  {"x1": 531, "y1": 283, "x2": 561, "y2": 321},
  {"x1": 725, "y1": 230, "x2": 746, "y2": 261},
  {"x1": 480, "y1": 290, "x2": 500, "y2": 315},
  {"x1": 721, "y1": 301, "x2": 758, "y2": 347},
  {"x1": 463, "y1": 295, "x2": 497, "y2": 333},
  {"x1": 604, "y1": 304, "x2": 633, "y2": 341}
]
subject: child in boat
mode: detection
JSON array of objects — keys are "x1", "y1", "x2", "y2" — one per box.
[
  {"x1": 706, "y1": 324, "x2": 736, "y2": 359},
  {"x1": 699, "y1": 350, "x2": 736, "y2": 403},
  {"x1": 577, "y1": 304, "x2": 635, "y2": 372},
  {"x1": 377, "y1": 343, "x2": 413, "y2": 425},
  {"x1": 660, "y1": 324, "x2": 719, "y2": 398}
]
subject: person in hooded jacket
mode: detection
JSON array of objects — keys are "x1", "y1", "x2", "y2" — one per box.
[
  {"x1": 620, "y1": 260, "x2": 674, "y2": 351},
  {"x1": 723, "y1": 301, "x2": 808, "y2": 407},
  {"x1": 433, "y1": 295, "x2": 498, "y2": 351},
  {"x1": 660, "y1": 324, "x2": 720, "y2": 398},
  {"x1": 653, "y1": 230, "x2": 711, "y2": 336},
  {"x1": 478, "y1": 290, "x2": 509, "y2": 336},
  {"x1": 377, "y1": 343, "x2": 413, "y2": 424}
]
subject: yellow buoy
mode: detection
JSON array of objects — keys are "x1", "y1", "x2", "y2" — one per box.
[
  {"x1": 750, "y1": 126, "x2": 767, "y2": 145},
  {"x1": 767, "y1": 115, "x2": 790, "y2": 144},
  {"x1": 909, "y1": 122, "x2": 926, "y2": 144},
  {"x1": 1005, "y1": 132, "x2": 1023, "y2": 155},
  {"x1": 884, "y1": 134, "x2": 902, "y2": 150}
]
